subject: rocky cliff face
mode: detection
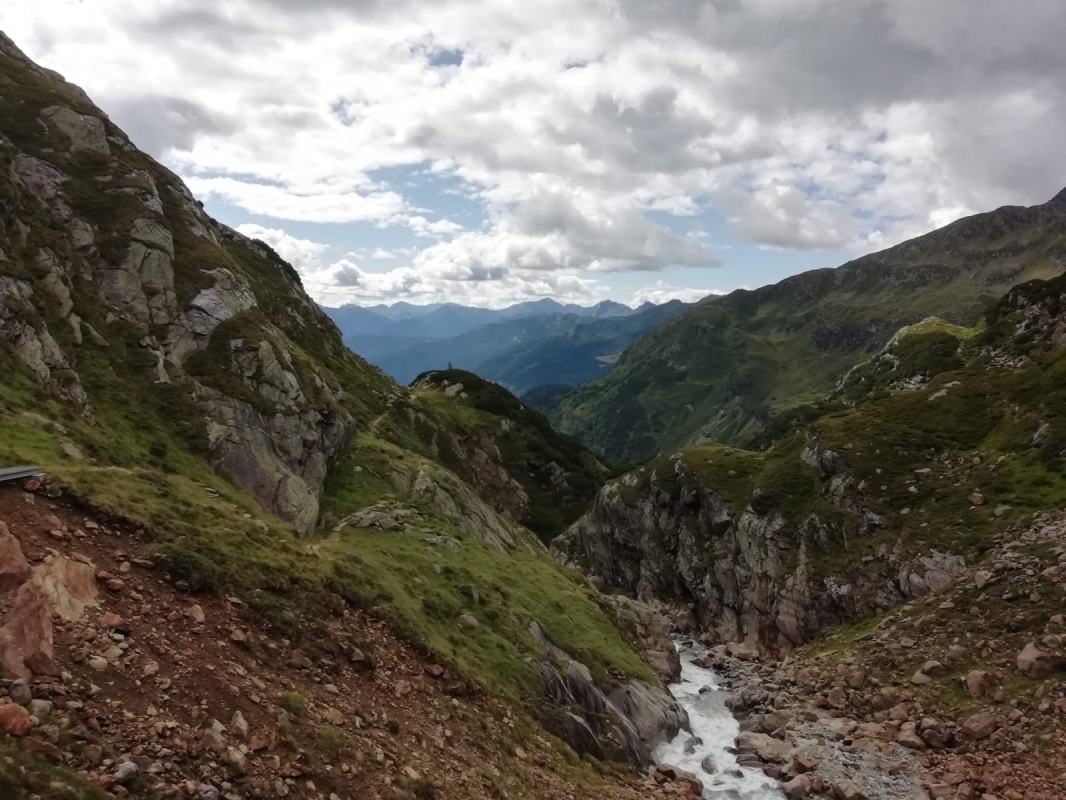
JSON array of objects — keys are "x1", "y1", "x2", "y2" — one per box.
[
  {"x1": 0, "y1": 33, "x2": 387, "y2": 532},
  {"x1": 554, "y1": 452, "x2": 841, "y2": 653}
]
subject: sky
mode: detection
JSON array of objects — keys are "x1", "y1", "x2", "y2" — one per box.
[{"x1": 4, "y1": 0, "x2": 1064, "y2": 309}]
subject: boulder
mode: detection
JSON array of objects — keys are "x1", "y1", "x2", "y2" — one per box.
[
  {"x1": 736, "y1": 731, "x2": 792, "y2": 764},
  {"x1": 833, "y1": 779, "x2": 868, "y2": 800},
  {"x1": 0, "y1": 703, "x2": 33, "y2": 736},
  {"x1": 0, "y1": 525, "x2": 30, "y2": 593},
  {"x1": 960, "y1": 712, "x2": 1000, "y2": 740},
  {"x1": 0, "y1": 582, "x2": 52, "y2": 679},
  {"x1": 1017, "y1": 642, "x2": 1066, "y2": 679},
  {"x1": 40, "y1": 106, "x2": 110, "y2": 154}
]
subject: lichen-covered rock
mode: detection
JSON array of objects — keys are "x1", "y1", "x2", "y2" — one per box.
[{"x1": 40, "y1": 105, "x2": 110, "y2": 154}]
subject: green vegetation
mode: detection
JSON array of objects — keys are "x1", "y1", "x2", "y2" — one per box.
[
  {"x1": 386, "y1": 369, "x2": 611, "y2": 542},
  {"x1": 549, "y1": 200, "x2": 1066, "y2": 463},
  {"x1": 315, "y1": 725, "x2": 346, "y2": 754},
  {"x1": 318, "y1": 440, "x2": 654, "y2": 700},
  {"x1": 280, "y1": 693, "x2": 307, "y2": 717},
  {"x1": 0, "y1": 739, "x2": 113, "y2": 800}
]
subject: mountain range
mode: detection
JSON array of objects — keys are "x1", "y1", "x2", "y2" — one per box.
[
  {"x1": 543, "y1": 193, "x2": 1066, "y2": 462},
  {"x1": 3, "y1": 29, "x2": 1066, "y2": 800},
  {"x1": 324, "y1": 296, "x2": 691, "y2": 393}
]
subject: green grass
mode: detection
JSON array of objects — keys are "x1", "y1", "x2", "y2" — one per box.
[
  {"x1": 374, "y1": 370, "x2": 610, "y2": 543},
  {"x1": 0, "y1": 738, "x2": 114, "y2": 800},
  {"x1": 321, "y1": 518, "x2": 655, "y2": 700}
]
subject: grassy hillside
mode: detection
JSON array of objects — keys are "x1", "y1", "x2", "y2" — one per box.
[
  {"x1": 0, "y1": 29, "x2": 658, "y2": 760},
  {"x1": 548, "y1": 200, "x2": 1066, "y2": 463}
]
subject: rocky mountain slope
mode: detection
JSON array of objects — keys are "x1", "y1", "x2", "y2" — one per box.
[
  {"x1": 0, "y1": 32, "x2": 690, "y2": 798},
  {"x1": 552, "y1": 269, "x2": 1066, "y2": 795},
  {"x1": 547, "y1": 194, "x2": 1066, "y2": 463},
  {"x1": 702, "y1": 506, "x2": 1065, "y2": 800},
  {"x1": 554, "y1": 268, "x2": 1066, "y2": 655}
]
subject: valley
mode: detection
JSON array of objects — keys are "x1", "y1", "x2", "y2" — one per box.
[{"x1": 1, "y1": 22, "x2": 1065, "y2": 800}]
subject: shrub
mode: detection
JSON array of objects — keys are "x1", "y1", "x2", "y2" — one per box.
[
  {"x1": 279, "y1": 692, "x2": 306, "y2": 718},
  {"x1": 315, "y1": 725, "x2": 345, "y2": 755}
]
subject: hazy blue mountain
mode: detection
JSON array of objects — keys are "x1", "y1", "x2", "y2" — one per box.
[
  {"x1": 477, "y1": 301, "x2": 690, "y2": 394},
  {"x1": 331, "y1": 300, "x2": 689, "y2": 392}
]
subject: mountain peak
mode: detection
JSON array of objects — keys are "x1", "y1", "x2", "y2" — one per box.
[{"x1": 1045, "y1": 186, "x2": 1066, "y2": 208}]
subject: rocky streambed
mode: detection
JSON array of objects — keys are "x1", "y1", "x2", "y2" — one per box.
[
  {"x1": 654, "y1": 642, "x2": 932, "y2": 800},
  {"x1": 655, "y1": 645, "x2": 783, "y2": 799}
]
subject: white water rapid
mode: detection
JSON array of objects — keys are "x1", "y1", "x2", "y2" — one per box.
[{"x1": 654, "y1": 646, "x2": 784, "y2": 800}]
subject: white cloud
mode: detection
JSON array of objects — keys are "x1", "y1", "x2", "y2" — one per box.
[
  {"x1": 235, "y1": 224, "x2": 328, "y2": 272},
  {"x1": 188, "y1": 177, "x2": 408, "y2": 225},
  {"x1": 5, "y1": 0, "x2": 1065, "y2": 305},
  {"x1": 406, "y1": 216, "x2": 464, "y2": 237}
]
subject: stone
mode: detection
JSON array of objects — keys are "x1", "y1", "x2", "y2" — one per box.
[
  {"x1": 0, "y1": 526, "x2": 31, "y2": 593},
  {"x1": 0, "y1": 703, "x2": 33, "y2": 735},
  {"x1": 847, "y1": 670, "x2": 867, "y2": 690},
  {"x1": 827, "y1": 686, "x2": 848, "y2": 707},
  {"x1": 143, "y1": 660, "x2": 160, "y2": 677},
  {"x1": 783, "y1": 774, "x2": 814, "y2": 800},
  {"x1": 112, "y1": 761, "x2": 139, "y2": 784},
  {"x1": 700, "y1": 755, "x2": 716, "y2": 774},
  {"x1": 922, "y1": 660, "x2": 947, "y2": 677},
  {"x1": 896, "y1": 723, "x2": 926, "y2": 750},
  {"x1": 910, "y1": 670, "x2": 932, "y2": 685},
  {"x1": 792, "y1": 752, "x2": 819, "y2": 773},
  {"x1": 27, "y1": 699, "x2": 52, "y2": 718},
  {"x1": 968, "y1": 492, "x2": 985, "y2": 506},
  {"x1": 833, "y1": 779, "x2": 868, "y2": 800},
  {"x1": 394, "y1": 680, "x2": 413, "y2": 697},
  {"x1": 736, "y1": 731, "x2": 792, "y2": 764},
  {"x1": 201, "y1": 728, "x2": 226, "y2": 752},
  {"x1": 424, "y1": 664, "x2": 446, "y2": 679},
  {"x1": 760, "y1": 709, "x2": 790, "y2": 733},
  {"x1": 960, "y1": 711, "x2": 1000, "y2": 740},
  {"x1": 8, "y1": 679, "x2": 32, "y2": 706},
  {"x1": 230, "y1": 710, "x2": 249, "y2": 740},
  {"x1": 88, "y1": 656, "x2": 108, "y2": 672},
  {"x1": 974, "y1": 570, "x2": 993, "y2": 589},
  {"x1": 965, "y1": 670, "x2": 992, "y2": 699},
  {"x1": 458, "y1": 614, "x2": 479, "y2": 628},
  {"x1": 186, "y1": 604, "x2": 206, "y2": 624},
  {"x1": 1017, "y1": 641, "x2": 1066, "y2": 679}
]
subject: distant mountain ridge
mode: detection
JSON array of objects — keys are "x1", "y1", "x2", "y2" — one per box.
[{"x1": 323, "y1": 296, "x2": 694, "y2": 393}]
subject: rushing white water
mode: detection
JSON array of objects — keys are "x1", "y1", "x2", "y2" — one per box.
[{"x1": 654, "y1": 647, "x2": 784, "y2": 800}]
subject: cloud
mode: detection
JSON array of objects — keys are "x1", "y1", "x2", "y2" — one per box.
[
  {"x1": 6, "y1": 0, "x2": 1065, "y2": 303},
  {"x1": 235, "y1": 224, "x2": 328, "y2": 272},
  {"x1": 188, "y1": 177, "x2": 408, "y2": 225},
  {"x1": 103, "y1": 94, "x2": 236, "y2": 158},
  {"x1": 406, "y1": 216, "x2": 464, "y2": 237}
]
